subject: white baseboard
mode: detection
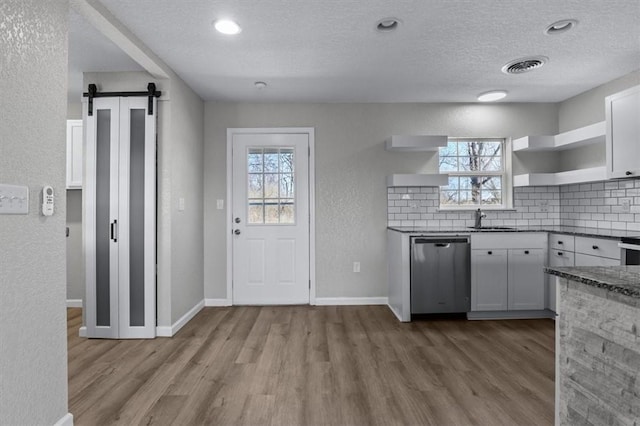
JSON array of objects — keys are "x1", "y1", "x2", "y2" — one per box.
[
  {"x1": 467, "y1": 310, "x2": 555, "y2": 320},
  {"x1": 314, "y1": 297, "x2": 389, "y2": 306},
  {"x1": 205, "y1": 298, "x2": 232, "y2": 307},
  {"x1": 54, "y1": 412, "x2": 73, "y2": 426},
  {"x1": 156, "y1": 299, "x2": 204, "y2": 337},
  {"x1": 66, "y1": 299, "x2": 83, "y2": 308},
  {"x1": 78, "y1": 326, "x2": 86, "y2": 338}
]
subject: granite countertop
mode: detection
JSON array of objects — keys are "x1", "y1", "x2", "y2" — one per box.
[
  {"x1": 545, "y1": 265, "x2": 640, "y2": 306},
  {"x1": 387, "y1": 225, "x2": 640, "y2": 240}
]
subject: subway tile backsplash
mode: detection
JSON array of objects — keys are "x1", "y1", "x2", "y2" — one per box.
[
  {"x1": 387, "y1": 178, "x2": 640, "y2": 231},
  {"x1": 560, "y1": 178, "x2": 640, "y2": 231}
]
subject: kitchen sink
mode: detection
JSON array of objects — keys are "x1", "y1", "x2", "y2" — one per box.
[{"x1": 467, "y1": 226, "x2": 516, "y2": 230}]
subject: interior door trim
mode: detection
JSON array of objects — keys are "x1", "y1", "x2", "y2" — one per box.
[{"x1": 226, "y1": 127, "x2": 316, "y2": 305}]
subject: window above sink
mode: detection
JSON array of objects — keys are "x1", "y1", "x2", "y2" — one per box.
[{"x1": 439, "y1": 138, "x2": 513, "y2": 210}]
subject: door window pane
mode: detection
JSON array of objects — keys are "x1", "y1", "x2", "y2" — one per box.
[
  {"x1": 96, "y1": 109, "x2": 111, "y2": 327},
  {"x1": 129, "y1": 109, "x2": 146, "y2": 327},
  {"x1": 247, "y1": 147, "x2": 296, "y2": 224}
]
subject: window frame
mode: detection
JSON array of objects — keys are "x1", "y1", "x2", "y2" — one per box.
[{"x1": 438, "y1": 137, "x2": 513, "y2": 210}]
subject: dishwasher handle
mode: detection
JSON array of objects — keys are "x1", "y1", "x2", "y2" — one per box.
[{"x1": 413, "y1": 237, "x2": 470, "y2": 245}]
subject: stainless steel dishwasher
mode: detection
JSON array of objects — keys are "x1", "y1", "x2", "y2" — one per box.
[{"x1": 410, "y1": 236, "x2": 471, "y2": 314}]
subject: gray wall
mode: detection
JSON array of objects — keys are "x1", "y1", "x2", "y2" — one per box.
[
  {"x1": 67, "y1": 101, "x2": 83, "y2": 302},
  {"x1": 0, "y1": 0, "x2": 70, "y2": 424},
  {"x1": 558, "y1": 70, "x2": 640, "y2": 132},
  {"x1": 203, "y1": 102, "x2": 558, "y2": 299},
  {"x1": 83, "y1": 71, "x2": 204, "y2": 326},
  {"x1": 556, "y1": 70, "x2": 639, "y2": 175},
  {"x1": 66, "y1": 190, "x2": 83, "y2": 300},
  {"x1": 168, "y1": 74, "x2": 205, "y2": 323},
  {"x1": 68, "y1": 100, "x2": 82, "y2": 119}
]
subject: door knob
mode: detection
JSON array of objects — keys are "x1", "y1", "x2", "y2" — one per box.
[
  {"x1": 234, "y1": 229, "x2": 241, "y2": 235},
  {"x1": 235, "y1": 217, "x2": 241, "y2": 223}
]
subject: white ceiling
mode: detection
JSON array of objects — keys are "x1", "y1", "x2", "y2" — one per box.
[
  {"x1": 69, "y1": 0, "x2": 640, "y2": 103},
  {"x1": 68, "y1": 9, "x2": 143, "y2": 104}
]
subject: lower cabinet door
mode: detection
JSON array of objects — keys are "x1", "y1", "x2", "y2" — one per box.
[
  {"x1": 508, "y1": 248, "x2": 545, "y2": 310},
  {"x1": 471, "y1": 249, "x2": 508, "y2": 311}
]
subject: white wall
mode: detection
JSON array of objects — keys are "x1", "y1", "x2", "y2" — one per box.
[
  {"x1": 204, "y1": 102, "x2": 558, "y2": 299},
  {"x1": 0, "y1": 0, "x2": 70, "y2": 424}
]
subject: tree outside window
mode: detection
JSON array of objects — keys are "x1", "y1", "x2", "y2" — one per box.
[{"x1": 439, "y1": 139, "x2": 505, "y2": 207}]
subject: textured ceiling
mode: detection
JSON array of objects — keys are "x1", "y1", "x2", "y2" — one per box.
[
  {"x1": 71, "y1": 0, "x2": 640, "y2": 103},
  {"x1": 68, "y1": 9, "x2": 143, "y2": 104}
]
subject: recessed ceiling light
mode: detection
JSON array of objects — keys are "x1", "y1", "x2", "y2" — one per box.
[
  {"x1": 477, "y1": 90, "x2": 508, "y2": 102},
  {"x1": 376, "y1": 17, "x2": 401, "y2": 32},
  {"x1": 214, "y1": 19, "x2": 241, "y2": 35},
  {"x1": 254, "y1": 81, "x2": 267, "y2": 89},
  {"x1": 501, "y1": 56, "x2": 548, "y2": 74},
  {"x1": 545, "y1": 19, "x2": 578, "y2": 35}
]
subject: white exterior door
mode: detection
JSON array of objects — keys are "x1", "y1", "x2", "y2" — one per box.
[{"x1": 231, "y1": 130, "x2": 311, "y2": 305}]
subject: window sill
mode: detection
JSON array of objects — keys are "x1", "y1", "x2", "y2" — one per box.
[{"x1": 436, "y1": 207, "x2": 517, "y2": 213}]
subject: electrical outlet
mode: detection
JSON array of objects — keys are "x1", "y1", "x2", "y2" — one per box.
[
  {"x1": 539, "y1": 200, "x2": 549, "y2": 212},
  {"x1": 621, "y1": 198, "x2": 631, "y2": 212},
  {"x1": 353, "y1": 262, "x2": 360, "y2": 273}
]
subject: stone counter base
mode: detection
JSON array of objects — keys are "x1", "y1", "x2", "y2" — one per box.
[{"x1": 558, "y1": 277, "x2": 640, "y2": 425}]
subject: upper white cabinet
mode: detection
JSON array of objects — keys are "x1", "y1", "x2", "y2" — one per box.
[
  {"x1": 385, "y1": 135, "x2": 447, "y2": 151},
  {"x1": 66, "y1": 119, "x2": 83, "y2": 189},
  {"x1": 605, "y1": 85, "x2": 640, "y2": 179}
]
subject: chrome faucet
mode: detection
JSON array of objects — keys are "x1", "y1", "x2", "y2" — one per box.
[{"x1": 474, "y1": 208, "x2": 487, "y2": 229}]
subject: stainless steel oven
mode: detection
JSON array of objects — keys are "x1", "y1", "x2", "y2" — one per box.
[{"x1": 619, "y1": 238, "x2": 640, "y2": 265}]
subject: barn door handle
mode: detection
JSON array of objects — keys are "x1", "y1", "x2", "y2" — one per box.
[{"x1": 110, "y1": 220, "x2": 118, "y2": 243}]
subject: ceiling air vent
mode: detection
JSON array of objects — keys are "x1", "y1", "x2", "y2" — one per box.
[{"x1": 501, "y1": 56, "x2": 548, "y2": 75}]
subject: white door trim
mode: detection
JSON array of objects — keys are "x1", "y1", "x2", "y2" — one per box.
[{"x1": 226, "y1": 127, "x2": 316, "y2": 305}]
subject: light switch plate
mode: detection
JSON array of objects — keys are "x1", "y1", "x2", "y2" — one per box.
[
  {"x1": 0, "y1": 184, "x2": 29, "y2": 214},
  {"x1": 178, "y1": 197, "x2": 185, "y2": 211},
  {"x1": 216, "y1": 199, "x2": 224, "y2": 210}
]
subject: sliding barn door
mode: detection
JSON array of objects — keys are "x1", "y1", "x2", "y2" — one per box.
[{"x1": 84, "y1": 96, "x2": 156, "y2": 339}]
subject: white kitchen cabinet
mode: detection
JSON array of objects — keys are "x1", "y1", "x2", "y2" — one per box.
[
  {"x1": 574, "y1": 253, "x2": 620, "y2": 267},
  {"x1": 606, "y1": 85, "x2": 640, "y2": 179},
  {"x1": 66, "y1": 119, "x2": 83, "y2": 189},
  {"x1": 508, "y1": 249, "x2": 545, "y2": 310},
  {"x1": 470, "y1": 233, "x2": 547, "y2": 315},
  {"x1": 547, "y1": 235, "x2": 576, "y2": 314},
  {"x1": 574, "y1": 236, "x2": 621, "y2": 261},
  {"x1": 549, "y1": 234, "x2": 575, "y2": 252},
  {"x1": 471, "y1": 249, "x2": 508, "y2": 311}
]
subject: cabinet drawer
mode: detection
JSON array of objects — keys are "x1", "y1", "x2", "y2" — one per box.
[
  {"x1": 471, "y1": 233, "x2": 546, "y2": 249},
  {"x1": 574, "y1": 236, "x2": 621, "y2": 260},
  {"x1": 575, "y1": 253, "x2": 620, "y2": 267},
  {"x1": 549, "y1": 234, "x2": 575, "y2": 252},
  {"x1": 549, "y1": 249, "x2": 575, "y2": 267}
]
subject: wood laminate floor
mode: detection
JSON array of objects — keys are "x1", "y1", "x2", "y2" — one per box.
[{"x1": 67, "y1": 306, "x2": 555, "y2": 425}]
